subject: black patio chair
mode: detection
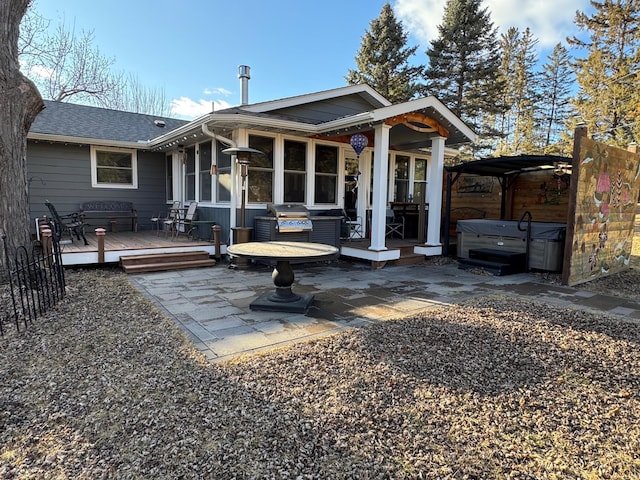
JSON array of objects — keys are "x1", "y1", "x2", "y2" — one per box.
[{"x1": 45, "y1": 200, "x2": 88, "y2": 245}]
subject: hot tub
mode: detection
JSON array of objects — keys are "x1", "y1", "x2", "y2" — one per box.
[{"x1": 456, "y1": 219, "x2": 566, "y2": 272}]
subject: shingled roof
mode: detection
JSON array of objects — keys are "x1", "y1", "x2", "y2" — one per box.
[{"x1": 29, "y1": 100, "x2": 189, "y2": 144}]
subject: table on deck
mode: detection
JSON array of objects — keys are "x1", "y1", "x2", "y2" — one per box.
[{"x1": 226, "y1": 241, "x2": 339, "y2": 313}]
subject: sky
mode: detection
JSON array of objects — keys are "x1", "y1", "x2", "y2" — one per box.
[{"x1": 31, "y1": 0, "x2": 592, "y2": 120}]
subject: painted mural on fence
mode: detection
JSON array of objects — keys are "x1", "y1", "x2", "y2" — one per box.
[{"x1": 567, "y1": 137, "x2": 640, "y2": 285}]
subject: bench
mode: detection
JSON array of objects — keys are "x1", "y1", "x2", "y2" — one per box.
[{"x1": 80, "y1": 200, "x2": 138, "y2": 232}]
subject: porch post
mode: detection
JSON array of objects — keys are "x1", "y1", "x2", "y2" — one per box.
[
  {"x1": 369, "y1": 123, "x2": 391, "y2": 251},
  {"x1": 426, "y1": 136, "x2": 445, "y2": 248}
]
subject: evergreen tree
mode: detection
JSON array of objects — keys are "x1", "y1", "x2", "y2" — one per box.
[
  {"x1": 346, "y1": 3, "x2": 423, "y2": 103},
  {"x1": 567, "y1": 0, "x2": 640, "y2": 147},
  {"x1": 511, "y1": 27, "x2": 541, "y2": 154},
  {"x1": 424, "y1": 0, "x2": 505, "y2": 154},
  {"x1": 539, "y1": 43, "x2": 575, "y2": 155}
]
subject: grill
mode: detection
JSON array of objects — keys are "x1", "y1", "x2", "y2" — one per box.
[{"x1": 267, "y1": 204, "x2": 313, "y2": 232}]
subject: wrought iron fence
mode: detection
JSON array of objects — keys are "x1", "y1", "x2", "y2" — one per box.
[{"x1": 1, "y1": 232, "x2": 66, "y2": 336}]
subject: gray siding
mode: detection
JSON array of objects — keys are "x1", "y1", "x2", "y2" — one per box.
[
  {"x1": 27, "y1": 142, "x2": 168, "y2": 233},
  {"x1": 271, "y1": 95, "x2": 377, "y2": 124}
]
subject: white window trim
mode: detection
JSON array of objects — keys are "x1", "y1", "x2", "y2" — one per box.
[{"x1": 90, "y1": 145, "x2": 138, "y2": 189}]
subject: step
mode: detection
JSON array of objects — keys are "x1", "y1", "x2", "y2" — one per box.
[
  {"x1": 390, "y1": 253, "x2": 425, "y2": 266},
  {"x1": 458, "y1": 257, "x2": 517, "y2": 276},
  {"x1": 120, "y1": 251, "x2": 211, "y2": 266},
  {"x1": 122, "y1": 258, "x2": 216, "y2": 273},
  {"x1": 468, "y1": 248, "x2": 526, "y2": 273}
]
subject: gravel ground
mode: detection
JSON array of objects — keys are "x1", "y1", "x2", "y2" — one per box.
[{"x1": 1, "y1": 260, "x2": 640, "y2": 479}]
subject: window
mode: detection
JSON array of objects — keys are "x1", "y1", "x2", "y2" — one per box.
[
  {"x1": 185, "y1": 146, "x2": 196, "y2": 201},
  {"x1": 91, "y1": 146, "x2": 137, "y2": 188},
  {"x1": 413, "y1": 158, "x2": 427, "y2": 202},
  {"x1": 166, "y1": 154, "x2": 173, "y2": 201},
  {"x1": 394, "y1": 155, "x2": 410, "y2": 202},
  {"x1": 216, "y1": 140, "x2": 231, "y2": 202},
  {"x1": 199, "y1": 141, "x2": 212, "y2": 202},
  {"x1": 314, "y1": 144, "x2": 338, "y2": 204},
  {"x1": 248, "y1": 135, "x2": 274, "y2": 203},
  {"x1": 283, "y1": 139, "x2": 306, "y2": 203}
]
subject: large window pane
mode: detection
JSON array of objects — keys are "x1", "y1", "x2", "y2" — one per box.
[
  {"x1": 284, "y1": 139, "x2": 306, "y2": 203},
  {"x1": 199, "y1": 141, "x2": 212, "y2": 202},
  {"x1": 96, "y1": 150, "x2": 133, "y2": 184},
  {"x1": 248, "y1": 135, "x2": 274, "y2": 203},
  {"x1": 314, "y1": 175, "x2": 337, "y2": 204},
  {"x1": 216, "y1": 140, "x2": 231, "y2": 202},
  {"x1": 394, "y1": 155, "x2": 410, "y2": 202},
  {"x1": 166, "y1": 154, "x2": 173, "y2": 200},
  {"x1": 248, "y1": 169, "x2": 273, "y2": 203},
  {"x1": 314, "y1": 144, "x2": 338, "y2": 204},
  {"x1": 185, "y1": 146, "x2": 196, "y2": 201},
  {"x1": 413, "y1": 158, "x2": 427, "y2": 203}
]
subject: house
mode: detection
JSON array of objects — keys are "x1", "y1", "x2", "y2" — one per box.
[{"x1": 27, "y1": 68, "x2": 477, "y2": 265}]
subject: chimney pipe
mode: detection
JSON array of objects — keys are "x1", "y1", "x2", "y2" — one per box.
[{"x1": 238, "y1": 65, "x2": 250, "y2": 105}]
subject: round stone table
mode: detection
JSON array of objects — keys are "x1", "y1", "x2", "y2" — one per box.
[{"x1": 226, "y1": 241, "x2": 339, "y2": 313}]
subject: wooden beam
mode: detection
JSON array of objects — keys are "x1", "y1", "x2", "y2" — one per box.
[{"x1": 385, "y1": 112, "x2": 449, "y2": 138}]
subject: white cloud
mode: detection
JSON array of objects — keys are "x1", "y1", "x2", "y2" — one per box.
[
  {"x1": 24, "y1": 63, "x2": 55, "y2": 80},
  {"x1": 203, "y1": 87, "x2": 232, "y2": 96},
  {"x1": 394, "y1": 0, "x2": 589, "y2": 51},
  {"x1": 169, "y1": 97, "x2": 232, "y2": 120}
]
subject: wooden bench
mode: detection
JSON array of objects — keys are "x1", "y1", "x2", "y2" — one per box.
[{"x1": 80, "y1": 200, "x2": 138, "y2": 232}]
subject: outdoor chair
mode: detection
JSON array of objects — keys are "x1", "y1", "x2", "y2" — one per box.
[
  {"x1": 161, "y1": 201, "x2": 181, "y2": 237},
  {"x1": 45, "y1": 200, "x2": 88, "y2": 245},
  {"x1": 385, "y1": 208, "x2": 405, "y2": 239},
  {"x1": 342, "y1": 209, "x2": 363, "y2": 240},
  {"x1": 174, "y1": 202, "x2": 198, "y2": 239}
]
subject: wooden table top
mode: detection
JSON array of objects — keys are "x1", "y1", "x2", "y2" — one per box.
[{"x1": 227, "y1": 241, "x2": 339, "y2": 262}]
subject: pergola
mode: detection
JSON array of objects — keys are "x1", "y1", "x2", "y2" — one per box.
[{"x1": 443, "y1": 154, "x2": 571, "y2": 254}]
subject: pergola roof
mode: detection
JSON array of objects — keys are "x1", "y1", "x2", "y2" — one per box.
[{"x1": 445, "y1": 154, "x2": 572, "y2": 177}]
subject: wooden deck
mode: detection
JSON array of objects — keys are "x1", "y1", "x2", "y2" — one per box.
[
  {"x1": 58, "y1": 230, "x2": 221, "y2": 266},
  {"x1": 58, "y1": 230, "x2": 438, "y2": 268}
]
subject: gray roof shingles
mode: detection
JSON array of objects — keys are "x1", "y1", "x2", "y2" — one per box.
[{"x1": 30, "y1": 100, "x2": 189, "y2": 143}]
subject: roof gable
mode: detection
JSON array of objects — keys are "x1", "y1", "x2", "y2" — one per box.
[{"x1": 238, "y1": 84, "x2": 391, "y2": 114}]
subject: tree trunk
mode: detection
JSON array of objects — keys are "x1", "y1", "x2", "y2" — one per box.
[{"x1": 0, "y1": 0, "x2": 45, "y2": 267}]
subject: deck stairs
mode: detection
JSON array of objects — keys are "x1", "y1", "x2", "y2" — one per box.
[
  {"x1": 458, "y1": 248, "x2": 526, "y2": 276},
  {"x1": 120, "y1": 251, "x2": 216, "y2": 273},
  {"x1": 389, "y1": 244, "x2": 426, "y2": 266}
]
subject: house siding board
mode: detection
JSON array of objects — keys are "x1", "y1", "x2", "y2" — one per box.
[
  {"x1": 270, "y1": 96, "x2": 376, "y2": 124},
  {"x1": 27, "y1": 142, "x2": 167, "y2": 232}
]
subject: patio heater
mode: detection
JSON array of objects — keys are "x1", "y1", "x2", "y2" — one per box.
[{"x1": 222, "y1": 146, "x2": 263, "y2": 245}]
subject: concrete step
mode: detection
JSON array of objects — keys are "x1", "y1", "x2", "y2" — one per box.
[{"x1": 120, "y1": 251, "x2": 215, "y2": 273}]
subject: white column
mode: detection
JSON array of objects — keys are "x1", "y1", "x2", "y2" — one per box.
[
  {"x1": 369, "y1": 123, "x2": 391, "y2": 251},
  {"x1": 426, "y1": 136, "x2": 445, "y2": 246}
]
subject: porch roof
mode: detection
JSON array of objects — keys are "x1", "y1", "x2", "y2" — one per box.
[{"x1": 149, "y1": 85, "x2": 477, "y2": 152}]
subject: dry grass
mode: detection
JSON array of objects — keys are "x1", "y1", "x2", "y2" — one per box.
[{"x1": 1, "y1": 264, "x2": 640, "y2": 478}]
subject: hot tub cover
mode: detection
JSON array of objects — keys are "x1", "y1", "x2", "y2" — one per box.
[{"x1": 456, "y1": 219, "x2": 566, "y2": 241}]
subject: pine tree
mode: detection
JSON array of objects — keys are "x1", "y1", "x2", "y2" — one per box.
[
  {"x1": 346, "y1": 3, "x2": 424, "y2": 103},
  {"x1": 424, "y1": 0, "x2": 505, "y2": 154},
  {"x1": 539, "y1": 43, "x2": 575, "y2": 155},
  {"x1": 568, "y1": 0, "x2": 640, "y2": 147}
]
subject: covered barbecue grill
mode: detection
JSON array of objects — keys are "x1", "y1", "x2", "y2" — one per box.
[{"x1": 254, "y1": 204, "x2": 342, "y2": 247}]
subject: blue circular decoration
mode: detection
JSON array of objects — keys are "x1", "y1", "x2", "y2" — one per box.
[{"x1": 350, "y1": 133, "x2": 368, "y2": 157}]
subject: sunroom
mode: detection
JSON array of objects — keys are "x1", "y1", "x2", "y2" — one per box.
[{"x1": 149, "y1": 83, "x2": 477, "y2": 264}]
